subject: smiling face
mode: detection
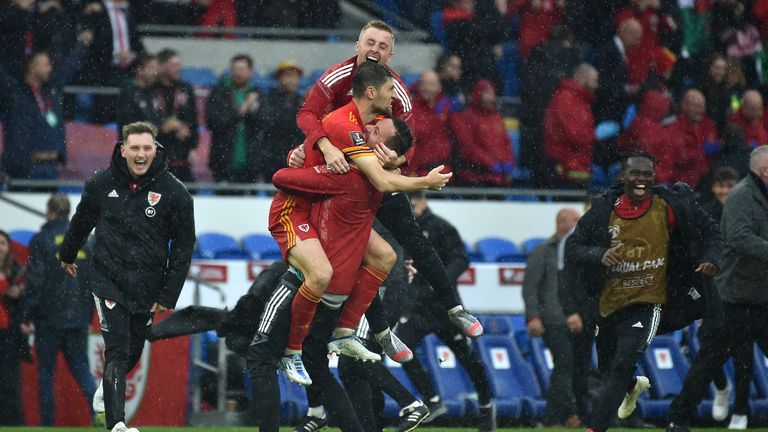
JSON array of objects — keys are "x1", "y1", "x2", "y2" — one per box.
[
  {"x1": 355, "y1": 27, "x2": 394, "y2": 65},
  {"x1": 121, "y1": 132, "x2": 157, "y2": 178},
  {"x1": 364, "y1": 118, "x2": 397, "y2": 147},
  {"x1": 621, "y1": 156, "x2": 655, "y2": 203},
  {"x1": 370, "y1": 78, "x2": 395, "y2": 116}
]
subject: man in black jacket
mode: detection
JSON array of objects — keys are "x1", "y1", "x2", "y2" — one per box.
[
  {"x1": 59, "y1": 121, "x2": 195, "y2": 432},
  {"x1": 392, "y1": 191, "x2": 495, "y2": 431},
  {"x1": 23, "y1": 194, "x2": 97, "y2": 426},
  {"x1": 566, "y1": 151, "x2": 722, "y2": 432}
]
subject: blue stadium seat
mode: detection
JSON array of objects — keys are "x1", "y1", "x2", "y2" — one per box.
[
  {"x1": 429, "y1": 11, "x2": 447, "y2": 46},
  {"x1": 476, "y1": 237, "x2": 525, "y2": 263},
  {"x1": 476, "y1": 335, "x2": 545, "y2": 419},
  {"x1": 478, "y1": 315, "x2": 511, "y2": 335},
  {"x1": 242, "y1": 233, "x2": 282, "y2": 260},
  {"x1": 181, "y1": 67, "x2": 218, "y2": 87},
  {"x1": 383, "y1": 357, "x2": 422, "y2": 418},
  {"x1": 420, "y1": 335, "x2": 475, "y2": 417},
  {"x1": 751, "y1": 345, "x2": 768, "y2": 416},
  {"x1": 400, "y1": 71, "x2": 420, "y2": 88},
  {"x1": 464, "y1": 240, "x2": 484, "y2": 263},
  {"x1": 214, "y1": 250, "x2": 253, "y2": 260},
  {"x1": 496, "y1": 42, "x2": 519, "y2": 97},
  {"x1": 9, "y1": 229, "x2": 35, "y2": 247},
  {"x1": 195, "y1": 232, "x2": 241, "y2": 259},
  {"x1": 521, "y1": 237, "x2": 547, "y2": 255},
  {"x1": 529, "y1": 337, "x2": 553, "y2": 391}
]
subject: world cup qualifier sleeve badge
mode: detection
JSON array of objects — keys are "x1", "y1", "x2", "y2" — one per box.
[{"x1": 146, "y1": 191, "x2": 162, "y2": 217}]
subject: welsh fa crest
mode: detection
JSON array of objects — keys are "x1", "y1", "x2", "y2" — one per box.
[{"x1": 147, "y1": 191, "x2": 162, "y2": 206}]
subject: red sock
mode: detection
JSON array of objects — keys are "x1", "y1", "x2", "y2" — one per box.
[
  {"x1": 286, "y1": 283, "x2": 321, "y2": 351},
  {"x1": 337, "y1": 266, "x2": 388, "y2": 331}
]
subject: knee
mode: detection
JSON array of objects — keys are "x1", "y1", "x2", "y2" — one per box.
[
  {"x1": 306, "y1": 262, "x2": 332, "y2": 294},
  {"x1": 364, "y1": 246, "x2": 396, "y2": 273}
]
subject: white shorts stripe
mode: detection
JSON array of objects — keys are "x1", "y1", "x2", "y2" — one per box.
[
  {"x1": 356, "y1": 316, "x2": 370, "y2": 338},
  {"x1": 645, "y1": 304, "x2": 662, "y2": 345},
  {"x1": 258, "y1": 286, "x2": 291, "y2": 333},
  {"x1": 321, "y1": 64, "x2": 354, "y2": 85},
  {"x1": 92, "y1": 294, "x2": 108, "y2": 333}
]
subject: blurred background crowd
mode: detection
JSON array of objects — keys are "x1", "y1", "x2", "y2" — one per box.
[{"x1": 1, "y1": 0, "x2": 768, "y2": 198}]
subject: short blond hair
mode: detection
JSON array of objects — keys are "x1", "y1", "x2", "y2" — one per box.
[
  {"x1": 122, "y1": 121, "x2": 158, "y2": 141},
  {"x1": 359, "y1": 20, "x2": 395, "y2": 45}
]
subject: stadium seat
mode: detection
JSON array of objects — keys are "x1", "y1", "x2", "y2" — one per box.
[
  {"x1": 400, "y1": 71, "x2": 420, "y2": 88},
  {"x1": 751, "y1": 345, "x2": 768, "y2": 416},
  {"x1": 420, "y1": 335, "x2": 476, "y2": 417},
  {"x1": 383, "y1": 356, "x2": 422, "y2": 418},
  {"x1": 195, "y1": 232, "x2": 241, "y2": 259},
  {"x1": 521, "y1": 237, "x2": 546, "y2": 255},
  {"x1": 529, "y1": 337, "x2": 553, "y2": 391},
  {"x1": 476, "y1": 237, "x2": 525, "y2": 262},
  {"x1": 476, "y1": 335, "x2": 545, "y2": 419},
  {"x1": 242, "y1": 233, "x2": 282, "y2": 260},
  {"x1": 429, "y1": 11, "x2": 447, "y2": 46},
  {"x1": 464, "y1": 240, "x2": 484, "y2": 263},
  {"x1": 477, "y1": 315, "x2": 511, "y2": 335},
  {"x1": 9, "y1": 229, "x2": 35, "y2": 247},
  {"x1": 181, "y1": 67, "x2": 218, "y2": 87}
]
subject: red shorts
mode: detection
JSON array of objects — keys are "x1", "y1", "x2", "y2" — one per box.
[{"x1": 267, "y1": 192, "x2": 318, "y2": 259}]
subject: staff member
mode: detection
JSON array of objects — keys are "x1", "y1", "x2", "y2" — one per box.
[
  {"x1": 566, "y1": 151, "x2": 722, "y2": 432},
  {"x1": 59, "y1": 121, "x2": 195, "y2": 432}
]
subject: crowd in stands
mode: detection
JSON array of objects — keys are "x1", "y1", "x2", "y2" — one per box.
[{"x1": 4, "y1": 0, "x2": 768, "y2": 194}]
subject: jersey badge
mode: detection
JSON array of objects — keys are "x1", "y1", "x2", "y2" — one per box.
[
  {"x1": 298, "y1": 224, "x2": 310, "y2": 233},
  {"x1": 148, "y1": 191, "x2": 162, "y2": 206},
  {"x1": 349, "y1": 131, "x2": 365, "y2": 146},
  {"x1": 145, "y1": 207, "x2": 157, "y2": 218}
]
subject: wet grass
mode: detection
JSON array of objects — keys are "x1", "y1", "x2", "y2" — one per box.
[{"x1": 0, "y1": 428, "x2": 756, "y2": 432}]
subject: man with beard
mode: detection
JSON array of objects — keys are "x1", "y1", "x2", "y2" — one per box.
[
  {"x1": 59, "y1": 122, "x2": 195, "y2": 432},
  {"x1": 566, "y1": 151, "x2": 722, "y2": 432}
]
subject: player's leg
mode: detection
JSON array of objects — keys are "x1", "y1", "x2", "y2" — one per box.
[
  {"x1": 375, "y1": 193, "x2": 482, "y2": 337},
  {"x1": 330, "y1": 231, "x2": 394, "y2": 361},
  {"x1": 338, "y1": 356, "x2": 379, "y2": 432},
  {"x1": 94, "y1": 295, "x2": 133, "y2": 430},
  {"x1": 364, "y1": 295, "x2": 413, "y2": 363},
  {"x1": 34, "y1": 325, "x2": 59, "y2": 426},
  {"x1": 61, "y1": 328, "x2": 98, "y2": 419}
]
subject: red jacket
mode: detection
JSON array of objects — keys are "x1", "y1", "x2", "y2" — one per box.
[
  {"x1": 730, "y1": 109, "x2": 768, "y2": 148},
  {"x1": 618, "y1": 90, "x2": 680, "y2": 184},
  {"x1": 615, "y1": 7, "x2": 676, "y2": 84},
  {"x1": 449, "y1": 80, "x2": 514, "y2": 186},
  {"x1": 296, "y1": 56, "x2": 414, "y2": 162},
  {"x1": 543, "y1": 79, "x2": 596, "y2": 183},
  {"x1": 408, "y1": 89, "x2": 455, "y2": 176},
  {"x1": 753, "y1": 0, "x2": 768, "y2": 41},
  {"x1": 507, "y1": 0, "x2": 564, "y2": 58},
  {"x1": 668, "y1": 114, "x2": 719, "y2": 187}
]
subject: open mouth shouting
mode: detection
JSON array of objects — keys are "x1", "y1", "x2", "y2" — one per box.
[{"x1": 365, "y1": 52, "x2": 380, "y2": 63}]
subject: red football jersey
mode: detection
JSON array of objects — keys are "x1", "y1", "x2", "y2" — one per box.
[{"x1": 297, "y1": 56, "x2": 414, "y2": 163}]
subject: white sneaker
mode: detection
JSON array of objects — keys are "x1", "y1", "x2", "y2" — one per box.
[
  {"x1": 712, "y1": 380, "x2": 732, "y2": 421},
  {"x1": 327, "y1": 335, "x2": 381, "y2": 362},
  {"x1": 728, "y1": 414, "x2": 748, "y2": 430},
  {"x1": 111, "y1": 421, "x2": 140, "y2": 432},
  {"x1": 93, "y1": 380, "x2": 105, "y2": 413},
  {"x1": 617, "y1": 376, "x2": 651, "y2": 419}
]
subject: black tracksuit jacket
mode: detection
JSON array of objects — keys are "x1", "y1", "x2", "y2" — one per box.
[{"x1": 59, "y1": 141, "x2": 195, "y2": 312}]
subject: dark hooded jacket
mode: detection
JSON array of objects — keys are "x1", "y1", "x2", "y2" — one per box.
[
  {"x1": 565, "y1": 182, "x2": 724, "y2": 332},
  {"x1": 59, "y1": 141, "x2": 195, "y2": 312}
]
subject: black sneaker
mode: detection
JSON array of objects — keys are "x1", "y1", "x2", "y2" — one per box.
[
  {"x1": 423, "y1": 401, "x2": 448, "y2": 423},
  {"x1": 478, "y1": 403, "x2": 497, "y2": 432},
  {"x1": 397, "y1": 403, "x2": 430, "y2": 432},
  {"x1": 294, "y1": 415, "x2": 328, "y2": 432}
]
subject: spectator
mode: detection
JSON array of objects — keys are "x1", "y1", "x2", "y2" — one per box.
[
  {"x1": 543, "y1": 63, "x2": 604, "y2": 187},
  {"x1": 78, "y1": 0, "x2": 145, "y2": 123},
  {"x1": 712, "y1": 0, "x2": 761, "y2": 85},
  {"x1": 614, "y1": 0, "x2": 678, "y2": 86},
  {"x1": 507, "y1": 0, "x2": 565, "y2": 58},
  {"x1": 754, "y1": 0, "x2": 768, "y2": 41},
  {"x1": 618, "y1": 89, "x2": 680, "y2": 184},
  {"x1": 408, "y1": 70, "x2": 455, "y2": 176},
  {"x1": 206, "y1": 54, "x2": 263, "y2": 184},
  {"x1": 197, "y1": 0, "x2": 238, "y2": 33},
  {"x1": 0, "y1": 31, "x2": 92, "y2": 182},
  {"x1": 443, "y1": 0, "x2": 506, "y2": 90},
  {"x1": 0, "y1": 0, "x2": 35, "y2": 80},
  {"x1": 154, "y1": 49, "x2": 199, "y2": 182},
  {"x1": 593, "y1": 17, "x2": 643, "y2": 125},
  {"x1": 678, "y1": 0, "x2": 713, "y2": 59},
  {"x1": 728, "y1": 89, "x2": 768, "y2": 148},
  {"x1": 258, "y1": 60, "x2": 305, "y2": 181},
  {"x1": 435, "y1": 52, "x2": 466, "y2": 108},
  {"x1": 449, "y1": 79, "x2": 514, "y2": 186},
  {"x1": 0, "y1": 230, "x2": 26, "y2": 425},
  {"x1": 712, "y1": 123, "x2": 751, "y2": 177},
  {"x1": 520, "y1": 24, "x2": 582, "y2": 186},
  {"x1": 666, "y1": 146, "x2": 768, "y2": 432},
  {"x1": 669, "y1": 88, "x2": 719, "y2": 187},
  {"x1": 22, "y1": 194, "x2": 97, "y2": 426},
  {"x1": 698, "y1": 54, "x2": 732, "y2": 134},
  {"x1": 133, "y1": 0, "x2": 209, "y2": 25},
  {"x1": 116, "y1": 54, "x2": 162, "y2": 133},
  {"x1": 522, "y1": 207, "x2": 582, "y2": 428},
  {"x1": 565, "y1": 0, "x2": 625, "y2": 46}
]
